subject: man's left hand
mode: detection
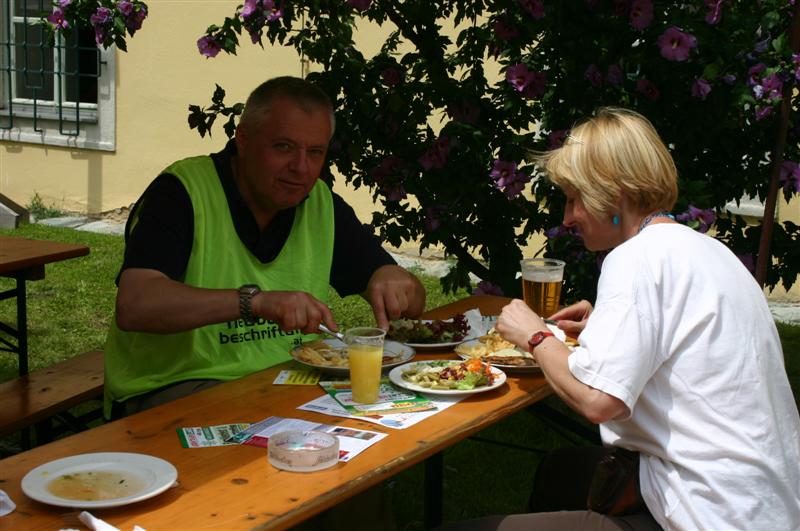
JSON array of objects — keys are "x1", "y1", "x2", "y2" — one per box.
[{"x1": 363, "y1": 265, "x2": 426, "y2": 330}]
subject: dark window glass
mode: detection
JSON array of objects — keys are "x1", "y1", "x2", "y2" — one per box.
[
  {"x1": 13, "y1": 21, "x2": 54, "y2": 100},
  {"x1": 64, "y1": 30, "x2": 98, "y2": 104}
]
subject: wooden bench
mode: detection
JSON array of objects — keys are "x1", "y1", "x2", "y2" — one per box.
[{"x1": 0, "y1": 350, "x2": 104, "y2": 445}]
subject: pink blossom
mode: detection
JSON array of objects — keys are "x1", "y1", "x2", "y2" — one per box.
[
  {"x1": 657, "y1": 27, "x2": 697, "y2": 62},
  {"x1": 636, "y1": 78, "x2": 660, "y2": 101},
  {"x1": 381, "y1": 68, "x2": 402, "y2": 87},
  {"x1": 474, "y1": 281, "x2": 504, "y2": 296},
  {"x1": 522, "y1": 71, "x2": 548, "y2": 99},
  {"x1": 47, "y1": 7, "x2": 69, "y2": 29},
  {"x1": 347, "y1": 0, "x2": 372, "y2": 12},
  {"x1": 518, "y1": 0, "x2": 544, "y2": 19},
  {"x1": 197, "y1": 34, "x2": 222, "y2": 58},
  {"x1": 606, "y1": 64, "x2": 623, "y2": 86},
  {"x1": 494, "y1": 19, "x2": 519, "y2": 41},
  {"x1": 755, "y1": 105, "x2": 774, "y2": 121},
  {"x1": 547, "y1": 130, "x2": 567, "y2": 149},
  {"x1": 584, "y1": 64, "x2": 603, "y2": 87},
  {"x1": 241, "y1": 0, "x2": 258, "y2": 17},
  {"x1": 419, "y1": 137, "x2": 451, "y2": 170},
  {"x1": 691, "y1": 78, "x2": 711, "y2": 100},
  {"x1": 676, "y1": 205, "x2": 715, "y2": 233},
  {"x1": 779, "y1": 160, "x2": 800, "y2": 194},
  {"x1": 629, "y1": 0, "x2": 653, "y2": 30},
  {"x1": 506, "y1": 64, "x2": 534, "y2": 92},
  {"x1": 490, "y1": 159, "x2": 531, "y2": 199},
  {"x1": 704, "y1": 0, "x2": 724, "y2": 24}
]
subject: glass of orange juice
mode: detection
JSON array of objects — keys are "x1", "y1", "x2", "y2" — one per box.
[{"x1": 345, "y1": 327, "x2": 386, "y2": 404}]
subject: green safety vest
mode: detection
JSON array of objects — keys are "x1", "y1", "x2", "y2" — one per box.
[{"x1": 104, "y1": 155, "x2": 334, "y2": 417}]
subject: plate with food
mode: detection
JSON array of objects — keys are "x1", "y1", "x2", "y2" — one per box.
[
  {"x1": 388, "y1": 359, "x2": 506, "y2": 395},
  {"x1": 290, "y1": 338, "x2": 415, "y2": 374},
  {"x1": 21, "y1": 452, "x2": 177, "y2": 509},
  {"x1": 387, "y1": 314, "x2": 472, "y2": 349},
  {"x1": 455, "y1": 325, "x2": 570, "y2": 371}
]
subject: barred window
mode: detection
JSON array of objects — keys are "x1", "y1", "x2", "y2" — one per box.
[{"x1": 0, "y1": 0, "x2": 116, "y2": 150}]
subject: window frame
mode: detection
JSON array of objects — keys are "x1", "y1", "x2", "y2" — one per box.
[{"x1": 0, "y1": 0, "x2": 116, "y2": 151}]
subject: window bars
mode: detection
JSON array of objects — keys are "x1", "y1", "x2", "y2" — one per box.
[{"x1": 1, "y1": 0, "x2": 101, "y2": 136}]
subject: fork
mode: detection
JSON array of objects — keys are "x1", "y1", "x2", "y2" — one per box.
[{"x1": 318, "y1": 324, "x2": 345, "y2": 342}]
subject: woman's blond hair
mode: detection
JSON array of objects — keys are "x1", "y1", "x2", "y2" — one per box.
[{"x1": 537, "y1": 107, "x2": 678, "y2": 221}]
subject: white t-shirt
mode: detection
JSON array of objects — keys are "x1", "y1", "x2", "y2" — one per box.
[{"x1": 568, "y1": 224, "x2": 800, "y2": 531}]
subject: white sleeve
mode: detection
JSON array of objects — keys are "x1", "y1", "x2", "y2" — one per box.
[{"x1": 567, "y1": 252, "x2": 662, "y2": 416}]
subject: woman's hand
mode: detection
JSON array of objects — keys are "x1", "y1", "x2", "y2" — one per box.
[
  {"x1": 496, "y1": 299, "x2": 549, "y2": 349},
  {"x1": 549, "y1": 300, "x2": 593, "y2": 337}
]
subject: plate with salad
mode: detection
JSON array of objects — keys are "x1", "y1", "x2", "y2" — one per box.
[
  {"x1": 387, "y1": 314, "x2": 473, "y2": 349},
  {"x1": 388, "y1": 359, "x2": 506, "y2": 396}
]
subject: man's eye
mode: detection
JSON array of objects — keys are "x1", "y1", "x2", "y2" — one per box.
[{"x1": 274, "y1": 143, "x2": 291, "y2": 152}]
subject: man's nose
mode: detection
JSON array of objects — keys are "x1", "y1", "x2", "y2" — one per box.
[{"x1": 290, "y1": 149, "x2": 310, "y2": 173}]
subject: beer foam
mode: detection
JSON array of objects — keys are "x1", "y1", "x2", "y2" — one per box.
[{"x1": 521, "y1": 270, "x2": 563, "y2": 282}]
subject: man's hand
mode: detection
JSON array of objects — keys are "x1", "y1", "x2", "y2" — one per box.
[
  {"x1": 252, "y1": 291, "x2": 337, "y2": 335},
  {"x1": 363, "y1": 265, "x2": 426, "y2": 330},
  {"x1": 549, "y1": 299, "x2": 593, "y2": 337}
]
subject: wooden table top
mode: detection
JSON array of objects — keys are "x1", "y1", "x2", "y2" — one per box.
[
  {"x1": 0, "y1": 236, "x2": 90, "y2": 276},
  {"x1": 0, "y1": 296, "x2": 549, "y2": 530}
]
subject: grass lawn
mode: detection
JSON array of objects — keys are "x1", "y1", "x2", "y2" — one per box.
[{"x1": 1, "y1": 223, "x2": 798, "y2": 529}]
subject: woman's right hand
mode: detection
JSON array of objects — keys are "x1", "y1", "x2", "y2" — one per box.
[{"x1": 549, "y1": 299, "x2": 593, "y2": 337}]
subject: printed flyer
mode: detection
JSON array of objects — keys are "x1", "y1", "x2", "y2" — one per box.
[{"x1": 318, "y1": 378, "x2": 436, "y2": 416}]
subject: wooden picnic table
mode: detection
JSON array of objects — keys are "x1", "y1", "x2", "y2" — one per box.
[
  {"x1": 0, "y1": 236, "x2": 90, "y2": 375},
  {"x1": 0, "y1": 295, "x2": 556, "y2": 530}
]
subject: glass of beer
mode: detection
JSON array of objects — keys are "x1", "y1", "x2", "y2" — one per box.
[
  {"x1": 345, "y1": 327, "x2": 386, "y2": 404},
  {"x1": 520, "y1": 258, "x2": 565, "y2": 317}
]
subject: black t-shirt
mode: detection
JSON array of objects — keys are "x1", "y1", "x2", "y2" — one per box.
[{"x1": 118, "y1": 141, "x2": 395, "y2": 296}]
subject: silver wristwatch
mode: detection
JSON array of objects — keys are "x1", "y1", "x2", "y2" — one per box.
[{"x1": 238, "y1": 284, "x2": 260, "y2": 325}]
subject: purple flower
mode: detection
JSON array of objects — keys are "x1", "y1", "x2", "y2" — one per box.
[
  {"x1": 90, "y1": 6, "x2": 113, "y2": 26},
  {"x1": 676, "y1": 205, "x2": 715, "y2": 233},
  {"x1": 779, "y1": 160, "x2": 800, "y2": 194},
  {"x1": 691, "y1": 78, "x2": 712, "y2": 100},
  {"x1": 606, "y1": 64, "x2": 623, "y2": 86},
  {"x1": 547, "y1": 130, "x2": 567, "y2": 149},
  {"x1": 57, "y1": 0, "x2": 72, "y2": 6},
  {"x1": 704, "y1": 0, "x2": 724, "y2": 24},
  {"x1": 736, "y1": 253, "x2": 756, "y2": 275},
  {"x1": 629, "y1": 0, "x2": 653, "y2": 30},
  {"x1": 448, "y1": 101, "x2": 480, "y2": 125},
  {"x1": 381, "y1": 67, "x2": 402, "y2": 87},
  {"x1": 584, "y1": 64, "x2": 603, "y2": 88},
  {"x1": 522, "y1": 71, "x2": 548, "y2": 99},
  {"x1": 241, "y1": 0, "x2": 259, "y2": 18},
  {"x1": 722, "y1": 74, "x2": 737, "y2": 84},
  {"x1": 545, "y1": 225, "x2": 570, "y2": 239},
  {"x1": 197, "y1": 34, "x2": 222, "y2": 58},
  {"x1": 760, "y1": 73, "x2": 783, "y2": 101},
  {"x1": 117, "y1": 0, "x2": 134, "y2": 16},
  {"x1": 494, "y1": 19, "x2": 519, "y2": 41},
  {"x1": 657, "y1": 27, "x2": 697, "y2": 62},
  {"x1": 474, "y1": 281, "x2": 504, "y2": 296},
  {"x1": 506, "y1": 64, "x2": 534, "y2": 92},
  {"x1": 755, "y1": 105, "x2": 774, "y2": 121},
  {"x1": 747, "y1": 63, "x2": 766, "y2": 86},
  {"x1": 371, "y1": 156, "x2": 407, "y2": 201},
  {"x1": 425, "y1": 206, "x2": 446, "y2": 231},
  {"x1": 419, "y1": 137, "x2": 451, "y2": 170},
  {"x1": 518, "y1": 0, "x2": 544, "y2": 19},
  {"x1": 490, "y1": 159, "x2": 532, "y2": 199},
  {"x1": 47, "y1": 7, "x2": 69, "y2": 30},
  {"x1": 347, "y1": 0, "x2": 372, "y2": 12},
  {"x1": 636, "y1": 78, "x2": 660, "y2": 101}
]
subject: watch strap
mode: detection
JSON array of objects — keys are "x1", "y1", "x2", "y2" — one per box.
[
  {"x1": 238, "y1": 284, "x2": 260, "y2": 325},
  {"x1": 528, "y1": 330, "x2": 556, "y2": 353}
]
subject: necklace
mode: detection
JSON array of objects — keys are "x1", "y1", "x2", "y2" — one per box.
[{"x1": 638, "y1": 210, "x2": 674, "y2": 233}]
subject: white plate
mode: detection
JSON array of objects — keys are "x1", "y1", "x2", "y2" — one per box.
[
  {"x1": 388, "y1": 319, "x2": 475, "y2": 349},
  {"x1": 290, "y1": 339, "x2": 415, "y2": 375},
  {"x1": 455, "y1": 339, "x2": 541, "y2": 372},
  {"x1": 388, "y1": 360, "x2": 507, "y2": 395},
  {"x1": 21, "y1": 452, "x2": 177, "y2": 509}
]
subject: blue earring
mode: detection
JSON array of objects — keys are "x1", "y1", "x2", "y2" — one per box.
[{"x1": 612, "y1": 214, "x2": 620, "y2": 225}]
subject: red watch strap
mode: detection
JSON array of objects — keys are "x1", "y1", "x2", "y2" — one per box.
[{"x1": 528, "y1": 331, "x2": 555, "y2": 353}]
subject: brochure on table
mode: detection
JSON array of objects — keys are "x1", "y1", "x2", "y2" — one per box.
[
  {"x1": 319, "y1": 378, "x2": 436, "y2": 416},
  {"x1": 225, "y1": 416, "x2": 386, "y2": 461},
  {"x1": 299, "y1": 393, "x2": 464, "y2": 429}
]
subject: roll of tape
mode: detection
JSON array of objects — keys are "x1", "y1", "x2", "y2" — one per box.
[{"x1": 268, "y1": 430, "x2": 340, "y2": 473}]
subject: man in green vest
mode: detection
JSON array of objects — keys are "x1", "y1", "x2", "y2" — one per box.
[{"x1": 104, "y1": 76, "x2": 426, "y2": 419}]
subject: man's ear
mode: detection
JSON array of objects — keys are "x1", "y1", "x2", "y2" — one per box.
[{"x1": 234, "y1": 126, "x2": 246, "y2": 155}]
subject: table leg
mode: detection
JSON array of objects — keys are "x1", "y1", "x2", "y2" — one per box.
[
  {"x1": 424, "y1": 451, "x2": 444, "y2": 529},
  {"x1": 16, "y1": 277, "x2": 29, "y2": 376}
]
